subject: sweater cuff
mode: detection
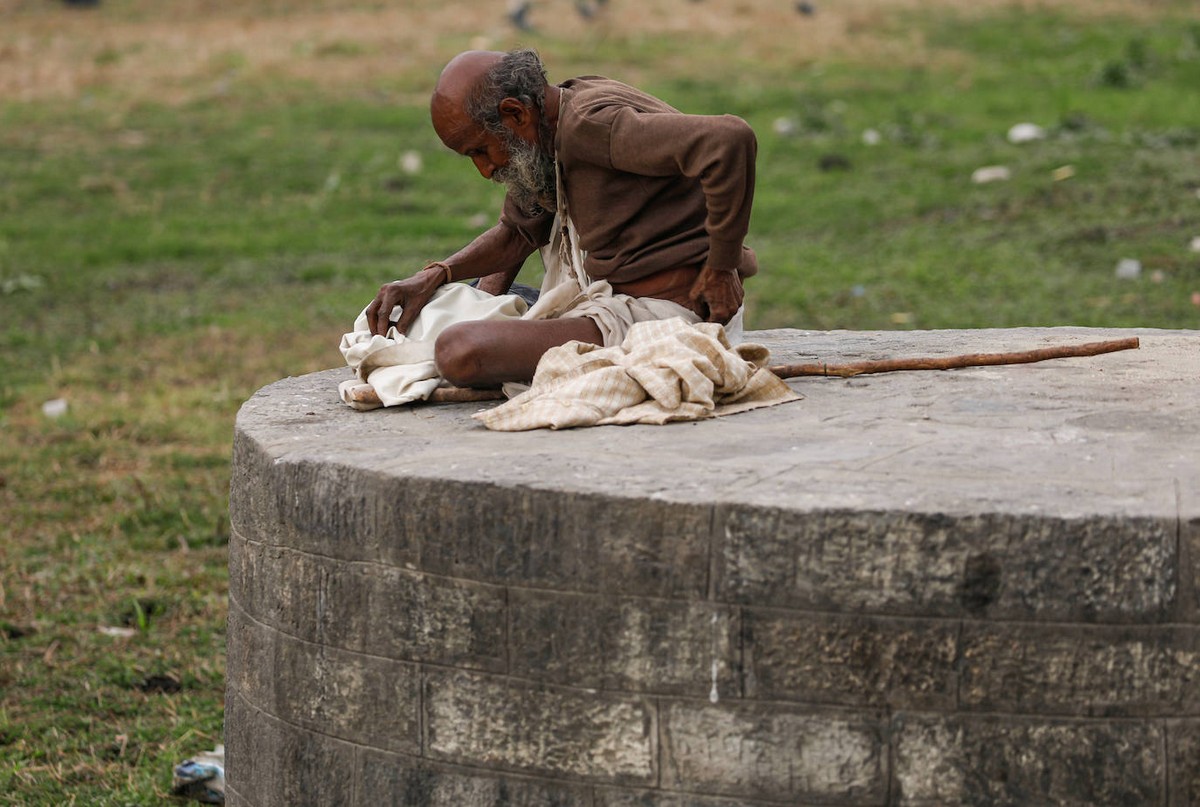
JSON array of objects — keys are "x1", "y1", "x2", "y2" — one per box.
[{"x1": 706, "y1": 239, "x2": 744, "y2": 273}]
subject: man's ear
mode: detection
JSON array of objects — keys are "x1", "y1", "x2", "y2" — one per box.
[{"x1": 497, "y1": 97, "x2": 533, "y2": 132}]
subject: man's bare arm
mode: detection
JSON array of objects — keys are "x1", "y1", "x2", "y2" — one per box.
[
  {"x1": 442, "y1": 223, "x2": 531, "y2": 295},
  {"x1": 366, "y1": 224, "x2": 535, "y2": 336}
]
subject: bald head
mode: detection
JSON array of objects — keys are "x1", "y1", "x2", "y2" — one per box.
[
  {"x1": 431, "y1": 49, "x2": 550, "y2": 146},
  {"x1": 430, "y1": 50, "x2": 505, "y2": 142}
]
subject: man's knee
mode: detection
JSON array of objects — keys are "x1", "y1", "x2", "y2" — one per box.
[
  {"x1": 434, "y1": 323, "x2": 490, "y2": 387},
  {"x1": 435, "y1": 318, "x2": 600, "y2": 387}
]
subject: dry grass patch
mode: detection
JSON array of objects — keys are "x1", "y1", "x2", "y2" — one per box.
[{"x1": 0, "y1": 0, "x2": 1183, "y2": 103}]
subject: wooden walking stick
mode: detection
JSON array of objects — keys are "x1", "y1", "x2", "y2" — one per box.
[
  {"x1": 768, "y1": 337, "x2": 1140, "y2": 379},
  {"x1": 346, "y1": 337, "x2": 1140, "y2": 406}
]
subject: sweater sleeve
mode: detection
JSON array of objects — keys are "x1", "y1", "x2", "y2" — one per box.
[
  {"x1": 498, "y1": 193, "x2": 556, "y2": 251},
  {"x1": 605, "y1": 108, "x2": 756, "y2": 271}
]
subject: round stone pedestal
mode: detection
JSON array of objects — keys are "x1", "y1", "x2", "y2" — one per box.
[{"x1": 226, "y1": 327, "x2": 1200, "y2": 806}]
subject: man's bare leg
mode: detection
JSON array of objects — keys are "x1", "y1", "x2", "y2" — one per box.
[{"x1": 434, "y1": 317, "x2": 603, "y2": 387}]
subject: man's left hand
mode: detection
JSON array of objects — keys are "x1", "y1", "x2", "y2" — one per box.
[{"x1": 688, "y1": 265, "x2": 744, "y2": 325}]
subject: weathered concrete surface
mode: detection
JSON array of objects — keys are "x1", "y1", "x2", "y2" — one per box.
[{"x1": 226, "y1": 327, "x2": 1200, "y2": 806}]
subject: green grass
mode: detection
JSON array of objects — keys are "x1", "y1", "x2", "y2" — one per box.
[{"x1": 1, "y1": 1, "x2": 1199, "y2": 802}]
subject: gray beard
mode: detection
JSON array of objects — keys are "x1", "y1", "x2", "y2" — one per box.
[{"x1": 492, "y1": 128, "x2": 557, "y2": 216}]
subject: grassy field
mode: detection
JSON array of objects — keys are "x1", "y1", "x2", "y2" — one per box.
[{"x1": 1, "y1": 0, "x2": 1198, "y2": 802}]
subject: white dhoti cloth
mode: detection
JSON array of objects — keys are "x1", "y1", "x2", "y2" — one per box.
[
  {"x1": 338, "y1": 283, "x2": 528, "y2": 409},
  {"x1": 338, "y1": 182, "x2": 745, "y2": 409}
]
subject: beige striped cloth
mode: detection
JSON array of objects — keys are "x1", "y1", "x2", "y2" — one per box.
[{"x1": 475, "y1": 317, "x2": 800, "y2": 431}]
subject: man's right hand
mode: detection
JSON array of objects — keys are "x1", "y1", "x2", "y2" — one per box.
[
  {"x1": 687, "y1": 264, "x2": 744, "y2": 325},
  {"x1": 365, "y1": 264, "x2": 447, "y2": 337}
]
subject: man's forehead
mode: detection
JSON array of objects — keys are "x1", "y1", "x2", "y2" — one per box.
[
  {"x1": 432, "y1": 98, "x2": 484, "y2": 151},
  {"x1": 443, "y1": 127, "x2": 487, "y2": 153}
]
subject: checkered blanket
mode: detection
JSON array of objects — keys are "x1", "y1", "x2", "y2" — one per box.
[{"x1": 475, "y1": 317, "x2": 800, "y2": 431}]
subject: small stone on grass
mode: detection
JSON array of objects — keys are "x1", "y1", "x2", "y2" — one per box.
[{"x1": 1115, "y1": 258, "x2": 1142, "y2": 280}]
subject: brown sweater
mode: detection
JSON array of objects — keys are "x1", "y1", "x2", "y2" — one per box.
[{"x1": 499, "y1": 76, "x2": 758, "y2": 284}]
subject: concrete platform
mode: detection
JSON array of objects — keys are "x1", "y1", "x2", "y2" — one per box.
[{"x1": 226, "y1": 326, "x2": 1200, "y2": 806}]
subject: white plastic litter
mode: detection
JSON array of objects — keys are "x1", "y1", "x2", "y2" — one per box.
[
  {"x1": 772, "y1": 117, "x2": 797, "y2": 136},
  {"x1": 971, "y1": 166, "x2": 1011, "y2": 184},
  {"x1": 1007, "y1": 123, "x2": 1046, "y2": 144},
  {"x1": 399, "y1": 150, "x2": 423, "y2": 175},
  {"x1": 1115, "y1": 258, "x2": 1142, "y2": 280},
  {"x1": 172, "y1": 744, "x2": 225, "y2": 804},
  {"x1": 41, "y1": 398, "x2": 68, "y2": 418},
  {"x1": 98, "y1": 626, "x2": 136, "y2": 638}
]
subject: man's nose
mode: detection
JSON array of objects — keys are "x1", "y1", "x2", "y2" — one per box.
[{"x1": 472, "y1": 154, "x2": 495, "y2": 179}]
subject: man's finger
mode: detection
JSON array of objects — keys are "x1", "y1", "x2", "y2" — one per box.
[
  {"x1": 394, "y1": 301, "x2": 419, "y2": 335},
  {"x1": 706, "y1": 287, "x2": 742, "y2": 324},
  {"x1": 707, "y1": 304, "x2": 732, "y2": 325},
  {"x1": 365, "y1": 301, "x2": 381, "y2": 335},
  {"x1": 376, "y1": 296, "x2": 399, "y2": 336},
  {"x1": 371, "y1": 300, "x2": 388, "y2": 336}
]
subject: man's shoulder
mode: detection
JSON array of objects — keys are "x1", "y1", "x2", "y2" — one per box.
[{"x1": 560, "y1": 76, "x2": 680, "y2": 117}]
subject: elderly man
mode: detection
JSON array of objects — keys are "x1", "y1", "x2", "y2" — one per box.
[{"x1": 365, "y1": 48, "x2": 758, "y2": 388}]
